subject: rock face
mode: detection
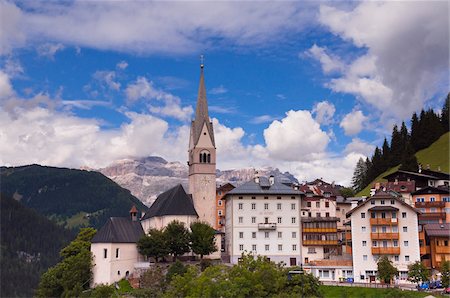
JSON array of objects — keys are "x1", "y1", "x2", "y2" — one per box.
[{"x1": 99, "y1": 156, "x2": 298, "y2": 206}]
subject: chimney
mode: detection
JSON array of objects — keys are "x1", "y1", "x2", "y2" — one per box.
[
  {"x1": 269, "y1": 175, "x2": 275, "y2": 185},
  {"x1": 129, "y1": 205, "x2": 138, "y2": 222},
  {"x1": 331, "y1": 181, "x2": 335, "y2": 188}
]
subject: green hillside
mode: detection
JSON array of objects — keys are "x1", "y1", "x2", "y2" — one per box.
[
  {"x1": 0, "y1": 195, "x2": 75, "y2": 297},
  {"x1": 0, "y1": 165, "x2": 148, "y2": 229},
  {"x1": 356, "y1": 132, "x2": 449, "y2": 196}
]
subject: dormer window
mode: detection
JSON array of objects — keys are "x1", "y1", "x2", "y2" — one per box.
[{"x1": 199, "y1": 150, "x2": 211, "y2": 163}]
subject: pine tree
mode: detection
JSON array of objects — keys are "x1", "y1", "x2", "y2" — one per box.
[
  {"x1": 399, "y1": 141, "x2": 419, "y2": 172},
  {"x1": 442, "y1": 93, "x2": 449, "y2": 132},
  {"x1": 410, "y1": 112, "x2": 420, "y2": 151},
  {"x1": 381, "y1": 138, "x2": 391, "y2": 171},
  {"x1": 390, "y1": 125, "x2": 402, "y2": 167},
  {"x1": 352, "y1": 157, "x2": 367, "y2": 192}
]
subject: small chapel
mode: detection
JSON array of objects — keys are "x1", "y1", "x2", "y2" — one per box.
[{"x1": 90, "y1": 62, "x2": 219, "y2": 286}]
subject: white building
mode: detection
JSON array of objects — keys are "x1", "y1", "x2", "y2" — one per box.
[
  {"x1": 347, "y1": 191, "x2": 420, "y2": 284},
  {"x1": 224, "y1": 176, "x2": 303, "y2": 266}
]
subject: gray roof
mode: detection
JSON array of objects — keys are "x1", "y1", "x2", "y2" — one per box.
[
  {"x1": 226, "y1": 176, "x2": 302, "y2": 196},
  {"x1": 92, "y1": 217, "x2": 144, "y2": 243},
  {"x1": 368, "y1": 206, "x2": 399, "y2": 211},
  {"x1": 141, "y1": 184, "x2": 198, "y2": 220},
  {"x1": 424, "y1": 223, "x2": 450, "y2": 237}
]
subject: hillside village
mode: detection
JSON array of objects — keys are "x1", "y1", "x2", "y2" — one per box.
[{"x1": 89, "y1": 65, "x2": 450, "y2": 290}]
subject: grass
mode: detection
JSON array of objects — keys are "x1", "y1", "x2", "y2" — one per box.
[
  {"x1": 65, "y1": 211, "x2": 89, "y2": 229},
  {"x1": 356, "y1": 132, "x2": 449, "y2": 197},
  {"x1": 320, "y1": 285, "x2": 445, "y2": 298}
]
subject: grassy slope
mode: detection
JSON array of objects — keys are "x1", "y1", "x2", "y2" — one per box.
[
  {"x1": 356, "y1": 132, "x2": 449, "y2": 197},
  {"x1": 321, "y1": 285, "x2": 444, "y2": 298}
]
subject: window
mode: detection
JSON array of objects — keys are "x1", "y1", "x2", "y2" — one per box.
[
  {"x1": 264, "y1": 217, "x2": 269, "y2": 224},
  {"x1": 363, "y1": 255, "x2": 368, "y2": 261},
  {"x1": 277, "y1": 196, "x2": 281, "y2": 200},
  {"x1": 361, "y1": 212, "x2": 366, "y2": 218},
  {"x1": 362, "y1": 241, "x2": 367, "y2": 246},
  {"x1": 115, "y1": 248, "x2": 119, "y2": 259},
  {"x1": 390, "y1": 199, "x2": 395, "y2": 205},
  {"x1": 430, "y1": 197, "x2": 436, "y2": 202},
  {"x1": 251, "y1": 217, "x2": 256, "y2": 223},
  {"x1": 307, "y1": 202, "x2": 311, "y2": 207},
  {"x1": 239, "y1": 232, "x2": 243, "y2": 239},
  {"x1": 277, "y1": 217, "x2": 282, "y2": 224},
  {"x1": 362, "y1": 226, "x2": 366, "y2": 232},
  {"x1": 371, "y1": 200, "x2": 375, "y2": 205},
  {"x1": 218, "y1": 200, "x2": 222, "y2": 206},
  {"x1": 382, "y1": 226, "x2": 387, "y2": 233},
  {"x1": 252, "y1": 244, "x2": 257, "y2": 251},
  {"x1": 371, "y1": 226, "x2": 377, "y2": 233},
  {"x1": 316, "y1": 202, "x2": 320, "y2": 208},
  {"x1": 308, "y1": 247, "x2": 316, "y2": 253},
  {"x1": 264, "y1": 203, "x2": 269, "y2": 210},
  {"x1": 402, "y1": 212, "x2": 406, "y2": 218},
  {"x1": 238, "y1": 203, "x2": 243, "y2": 210},
  {"x1": 292, "y1": 244, "x2": 297, "y2": 251},
  {"x1": 278, "y1": 232, "x2": 282, "y2": 238},
  {"x1": 320, "y1": 270, "x2": 330, "y2": 278},
  {"x1": 252, "y1": 196, "x2": 256, "y2": 200},
  {"x1": 325, "y1": 201, "x2": 330, "y2": 208},
  {"x1": 291, "y1": 196, "x2": 296, "y2": 200},
  {"x1": 104, "y1": 249, "x2": 107, "y2": 259},
  {"x1": 405, "y1": 255, "x2": 410, "y2": 261},
  {"x1": 265, "y1": 245, "x2": 270, "y2": 251},
  {"x1": 316, "y1": 212, "x2": 321, "y2": 217},
  {"x1": 430, "y1": 207, "x2": 437, "y2": 212},
  {"x1": 277, "y1": 203, "x2": 282, "y2": 210},
  {"x1": 404, "y1": 241, "x2": 408, "y2": 247},
  {"x1": 393, "y1": 240, "x2": 398, "y2": 247},
  {"x1": 239, "y1": 196, "x2": 243, "y2": 200},
  {"x1": 392, "y1": 212, "x2": 396, "y2": 219},
  {"x1": 292, "y1": 232, "x2": 297, "y2": 238},
  {"x1": 394, "y1": 255, "x2": 399, "y2": 261},
  {"x1": 252, "y1": 232, "x2": 256, "y2": 239},
  {"x1": 308, "y1": 212, "x2": 312, "y2": 217},
  {"x1": 371, "y1": 212, "x2": 376, "y2": 218},
  {"x1": 251, "y1": 203, "x2": 256, "y2": 210},
  {"x1": 403, "y1": 227, "x2": 407, "y2": 232},
  {"x1": 278, "y1": 244, "x2": 283, "y2": 251},
  {"x1": 291, "y1": 203, "x2": 296, "y2": 210},
  {"x1": 291, "y1": 217, "x2": 296, "y2": 224},
  {"x1": 218, "y1": 210, "x2": 223, "y2": 216},
  {"x1": 381, "y1": 200, "x2": 385, "y2": 205},
  {"x1": 265, "y1": 232, "x2": 269, "y2": 238},
  {"x1": 238, "y1": 217, "x2": 243, "y2": 223},
  {"x1": 239, "y1": 244, "x2": 244, "y2": 251},
  {"x1": 382, "y1": 241, "x2": 388, "y2": 247},
  {"x1": 372, "y1": 241, "x2": 377, "y2": 247},
  {"x1": 392, "y1": 226, "x2": 398, "y2": 232},
  {"x1": 381, "y1": 212, "x2": 386, "y2": 219},
  {"x1": 325, "y1": 212, "x2": 330, "y2": 217}
]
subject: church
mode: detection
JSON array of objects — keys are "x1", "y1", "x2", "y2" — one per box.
[{"x1": 90, "y1": 62, "x2": 219, "y2": 286}]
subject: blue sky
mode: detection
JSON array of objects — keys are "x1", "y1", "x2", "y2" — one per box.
[{"x1": 0, "y1": 1, "x2": 448, "y2": 185}]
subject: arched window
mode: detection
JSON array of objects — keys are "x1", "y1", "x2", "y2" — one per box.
[
  {"x1": 199, "y1": 150, "x2": 210, "y2": 163},
  {"x1": 207, "y1": 154, "x2": 211, "y2": 163},
  {"x1": 199, "y1": 153, "x2": 203, "y2": 163}
]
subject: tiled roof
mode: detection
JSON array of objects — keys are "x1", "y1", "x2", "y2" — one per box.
[
  {"x1": 141, "y1": 184, "x2": 198, "y2": 220},
  {"x1": 374, "y1": 181, "x2": 416, "y2": 193},
  {"x1": 411, "y1": 186, "x2": 450, "y2": 195},
  {"x1": 92, "y1": 217, "x2": 144, "y2": 243},
  {"x1": 226, "y1": 176, "x2": 302, "y2": 196},
  {"x1": 424, "y1": 223, "x2": 450, "y2": 237},
  {"x1": 368, "y1": 206, "x2": 399, "y2": 211}
]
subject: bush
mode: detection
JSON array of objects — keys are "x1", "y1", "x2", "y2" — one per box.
[{"x1": 166, "y1": 260, "x2": 187, "y2": 283}]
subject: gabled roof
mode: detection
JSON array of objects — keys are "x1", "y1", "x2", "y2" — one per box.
[
  {"x1": 141, "y1": 184, "x2": 198, "y2": 220},
  {"x1": 424, "y1": 223, "x2": 450, "y2": 237},
  {"x1": 225, "y1": 176, "x2": 302, "y2": 196},
  {"x1": 420, "y1": 169, "x2": 450, "y2": 180},
  {"x1": 92, "y1": 217, "x2": 144, "y2": 243},
  {"x1": 191, "y1": 66, "x2": 215, "y2": 147},
  {"x1": 411, "y1": 186, "x2": 450, "y2": 195},
  {"x1": 383, "y1": 170, "x2": 440, "y2": 180}
]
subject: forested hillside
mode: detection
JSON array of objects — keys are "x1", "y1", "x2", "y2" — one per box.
[
  {"x1": 0, "y1": 165, "x2": 148, "y2": 229},
  {"x1": 0, "y1": 195, "x2": 75, "y2": 297}
]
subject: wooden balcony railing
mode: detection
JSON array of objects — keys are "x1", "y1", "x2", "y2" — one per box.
[
  {"x1": 420, "y1": 246, "x2": 431, "y2": 255},
  {"x1": 302, "y1": 228, "x2": 337, "y2": 233},
  {"x1": 370, "y1": 232, "x2": 400, "y2": 240},
  {"x1": 415, "y1": 201, "x2": 445, "y2": 208},
  {"x1": 435, "y1": 246, "x2": 450, "y2": 254},
  {"x1": 302, "y1": 240, "x2": 338, "y2": 246},
  {"x1": 370, "y1": 218, "x2": 398, "y2": 225},
  {"x1": 371, "y1": 247, "x2": 400, "y2": 255},
  {"x1": 345, "y1": 232, "x2": 352, "y2": 240}
]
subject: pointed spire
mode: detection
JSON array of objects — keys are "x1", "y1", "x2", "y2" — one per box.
[{"x1": 195, "y1": 57, "x2": 209, "y2": 123}]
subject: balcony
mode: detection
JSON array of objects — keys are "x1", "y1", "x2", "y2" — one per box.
[
  {"x1": 370, "y1": 218, "x2": 398, "y2": 225},
  {"x1": 370, "y1": 232, "x2": 400, "y2": 240},
  {"x1": 302, "y1": 240, "x2": 339, "y2": 246},
  {"x1": 435, "y1": 246, "x2": 450, "y2": 254},
  {"x1": 302, "y1": 228, "x2": 337, "y2": 233},
  {"x1": 415, "y1": 201, "x2": 445, "y2": 208},
  {"x1": 345, "y1": 232, "x2": 352, "y2": 240},
  {"x1": 418, "y1": 212, "x2": 446, "y2": 221},
  {"x1": 420, "y1": 246, "x2": 431, "y2": 255},
  {"x1": 258, "y1": 223, "x2": 277, "y2": 230},
  {"x1": 371, "y1": 247, "x2": 401, "y2": 255}
]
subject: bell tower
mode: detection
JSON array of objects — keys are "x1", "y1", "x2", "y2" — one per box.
[{"x1": 188, "y1": 61, "x2": 217, "y2": 227}]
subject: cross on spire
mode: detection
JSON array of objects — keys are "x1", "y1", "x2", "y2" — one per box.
[{"x1": 200, "y1": 54, "x2": 204, "y2": 68}]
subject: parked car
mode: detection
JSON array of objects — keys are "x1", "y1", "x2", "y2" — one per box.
[
  {"x1": 430, "y1": 280, "x2": 443, "y2": 289},
  {"x1": 443, "y1": 287, "x2": 450, "y2": 294},
  {"x1": 417, "y1": 282, "x2": 430, "y2": 291}
]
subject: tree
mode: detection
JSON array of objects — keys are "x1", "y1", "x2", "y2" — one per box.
[
  {"x1": 408, "y1": 261, "x2": 429, "y2": 287},
  {"x1": 190, "y1": 221, "x2": 217, "y2": 259},
  {"x1": 166, "y1": 260, "x2": 188, "y2": 283},
  {"x1": 137, "y1": 228, "x2": 169, "y2": 262},
  {"x1": 380, "y1": 138, "x2": 391, "y2": 171},
  {"x1": 339, "y1": 187, "x2": 355, "y2": 198},
  {"x1": 441, "y1": 260, "x2": 450, "y2": 288},
  {"x1": 164, "y1": 220, "x2": 190, "y2": 261},
  {"x1": 377, "y1": 256, "x2": 398, "y2": 284},
  {"x1": 442, "y1": 93, "x2": 449, "y2": 132},
  {"x1": 138, "y1": 264, "x2": 166, "y2": 297},
  {"x1": 36, "y1": 227, "x2": 96, "y2": 297},
  {"x1": 410, "y1": 112, "x2": 421, "y2": 151},
  {"x1": 399, "y1": 141, "x2": 419, "y2": 172},
  {"x1": 352, "y1": 157, "x2": 367, "y2": 193},
  {"x1": 390, "y1": 124, "x2": 402, "y2": 167}
]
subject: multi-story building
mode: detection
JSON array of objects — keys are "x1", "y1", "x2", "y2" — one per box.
[
  {"x1": 347, "y1": 191, "x2": 420, "y2": 284},
  {"x1": 224, "y1": 176, "x2": 303, "y2": 265},
  {"x1": 413, "y1": 186, "x2": 450, "y2": 224},
  {"x1": 383, "y1": 169, "x2": 449, "y2": 190},
  {"x1": 215, "y1": 183, "x2": 235, "y2": 231}
]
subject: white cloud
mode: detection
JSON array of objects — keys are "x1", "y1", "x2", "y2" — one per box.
[
  {"x1": 116, "y1": 61, "x2": 128, "y2": 70},
  {"x1": 0, "y1": 71, "x2": 14, "y2": 99},
  {"x1": 93, "y1": 70, "x2": 121, "y2": 91},
  {"x1": 125, "y1": 77, "x2": 193, "y2": 121},
  {"x1": 210, "y1": 85, "x2": 228, "y2": 95},
  {"x1": 305, "y1": 44, "x2": 344, "y2": 74},
  {"x1": 0, "y1": 1, "x2": 26, "y2": 55},
  {"x1": 317, "y1": 2, "x2": 449, "y2": 119},
  {"x1": 37, "y1": 43, "x2": 65, "y2": 59},
  {"x1": 209, "y1": 106, "x2": 237, "y2": 114},
  {"x1": 264, "y1": 110, "x2": 329, "y2": 161},
  {"x1": 250, "y1": 115, "x2": 277, "y2": 124},
  {"x1": 344, "y1": 138, "x2": 375, "y2": 156},
  {"x1": 312, "y1": 100, "x2": 335, "y2": 125},
  {"x1": 340, "y1": 110, "x2": 367, "y2": 136}
]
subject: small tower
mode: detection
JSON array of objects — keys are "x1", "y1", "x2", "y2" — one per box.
[
  {"x1": 129, "y1": 205, "x2": 138, "y2": 222},
  {"x1": 188, "y1": 59, "x2": 217, "y2": 227}
]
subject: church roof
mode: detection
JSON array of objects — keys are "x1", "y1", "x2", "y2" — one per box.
[
  {"x1": 92, "y1": 217, "x2": 144, "y2": 243},
  {"x1": 141, "y1": 184, "x2": 198, "y2": 220},
  {"x1": 226, "y1": 176, "x2": 302, "y2": 196},
  {"x1": 191, "y1": 65, "x2": 215, "y2": 147}
]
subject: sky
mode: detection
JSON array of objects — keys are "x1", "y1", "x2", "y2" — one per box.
[{"x1": 0, "y1": 1, "x2": 448, "y2": 186}]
